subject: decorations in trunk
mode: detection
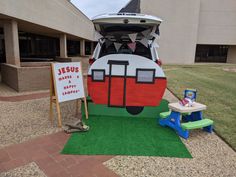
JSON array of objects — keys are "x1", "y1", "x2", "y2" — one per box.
[{"x1": 96, "y1": 25, "x2": 160, "y2": 54}]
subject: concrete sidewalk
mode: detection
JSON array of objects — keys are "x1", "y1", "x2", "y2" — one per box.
[{"x1": 0, "y1": 74, "x2": 49, "y2": 102}]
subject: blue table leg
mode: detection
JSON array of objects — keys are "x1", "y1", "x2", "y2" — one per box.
[
  {"x1": 185, "y1": 111, "x2": 202, "y2": 122},
  {"x1": 182, "y1": 111, "x2": 213, "y2": 133},
  {"x1": 159, "y1": 111, "x2": 189, "y2": 139},
  {"x1": 177, "y1": 127, "x2": 189, "y2": 139},
  {"x1": 203, "y1": 125, "x2": 213, "y2": 133}
]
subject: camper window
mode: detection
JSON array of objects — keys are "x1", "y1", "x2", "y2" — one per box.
[
  {"x1": 92, "y1": 69, "x2": 105, "y2": 82},
  {"x1": 136, "y1": 69, "x2": 155, "y2": 83}
]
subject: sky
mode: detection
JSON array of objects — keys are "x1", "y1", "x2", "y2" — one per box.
[{"x1": 70, "y1": 0, "x2": 130, "y2": 19}]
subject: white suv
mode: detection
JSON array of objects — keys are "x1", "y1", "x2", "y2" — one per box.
[{"x1": 87, "y1": 13, "x2": 167, "y2": 115}]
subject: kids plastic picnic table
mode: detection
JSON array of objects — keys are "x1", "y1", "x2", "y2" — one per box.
[{"x1": 159, "y1": 102, "x2": 213, "y2": 139}]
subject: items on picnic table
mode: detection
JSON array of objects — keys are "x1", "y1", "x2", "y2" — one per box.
[
  {"x1": 179, "y1": 88, "x2": 197, "y2": 107},
  {"x1": 179, "y1": 98, "x2": 194, "y2": 107},
  {"x1": 184, "y1": 88, "x2": 197, "y2": 101},
  {"x1": 64, "y1": 119, "x2": 89, "y2": 134}
]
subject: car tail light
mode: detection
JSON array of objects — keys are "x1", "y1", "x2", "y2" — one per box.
[
  {"x1": 89, "y1": 58, "x2": 95, "y2": 65},
  {"x1": 156, "y1": 59, "x2": 162, "y2": 67}
]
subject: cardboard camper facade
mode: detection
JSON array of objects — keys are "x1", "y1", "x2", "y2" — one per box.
[{"x1": 87, "y1": 13, "x2": 167, "y2": 111}]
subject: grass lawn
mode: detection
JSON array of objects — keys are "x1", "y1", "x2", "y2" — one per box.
[{"x1": 163, "y1": 64, "x2": 236, "y2": 150}]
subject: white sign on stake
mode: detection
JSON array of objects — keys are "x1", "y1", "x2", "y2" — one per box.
[
  {"x1": 50, "y1": 62, "x2": 88, "y2": 127},
  {"x1": 52, "y1": 62, "x2": 85, "y2": 103}
]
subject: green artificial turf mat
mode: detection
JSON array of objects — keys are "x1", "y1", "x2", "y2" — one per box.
[
  {"x1": 61, "y1": 100, "x2": 192, "y2": 158},
  {"x1": 84, "y1": 99, "x2": 170, "y2": 118}
]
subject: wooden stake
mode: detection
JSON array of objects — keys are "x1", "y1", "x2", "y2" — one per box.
[
  {"x1": 49, "y1": 69, "x2": 54, "y2": 123},
  {"x1": 55, "y1": 98, "x2": 62, "y2": 127},
  {"x1": 80, "y1": 62, "x2": 89, "y2": 119},
  {"x1": 76, "y1": 99, "x2": 79, "y2": 116},
  {"x1": 84, "y1": 97, "x2": 88, "y2": 119},
  {"x1": 50, "y1": 63, "x2": 62, "y2": 127}
]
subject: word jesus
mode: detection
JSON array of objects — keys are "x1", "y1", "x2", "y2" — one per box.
[{"x1": 58, "y1": 66, "x2": 79, "y2": 75}]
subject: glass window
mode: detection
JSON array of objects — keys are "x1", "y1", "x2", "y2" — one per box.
[
  {"x1": 136, "y1": 69, "x2": 155, "y2": 83},
  {"x1": 0, "y1": 28, "x2": 6, "y2": 63},
  {"x1": 18, "y1": 31, "x2": 59, "y2": 61},
  {"x1": 85, "y1": 41, "x2": 92, "y2": 55},
  {"x1": 92, "y1": 70, "x2": 105, "y2": 82},
  {"x1": 67, "y1": 40, "x2": 80, "y2": 57},
  {"x1": 195, "y1": 45, "x2": 229, "y2": 63}
]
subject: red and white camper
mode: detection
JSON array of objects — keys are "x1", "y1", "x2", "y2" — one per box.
[{"x1": 87, "y1": 13, "x2": 167, "y2": 114}]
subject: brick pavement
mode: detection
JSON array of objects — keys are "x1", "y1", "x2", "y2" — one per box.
[
  {"x1": 0, "y1": 76, "x2": 118, "y2": 176},
  {"x1": 0, "y1": 132, "x2": 118, "y2": 177}
]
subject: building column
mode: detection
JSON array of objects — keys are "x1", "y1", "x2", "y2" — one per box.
[
  {"x1": 227, "y1": 46, "x2": 236, "y2": 64},
  {"x1": 3, "y1": 20, "x2": 20, "y2": 66},
  {"x1": 80, "y1": 39, "x2": 85, "y2": 56},
  {"x1": 60, "y1": 34, "x2": 67, "y2": 58},
  {"x1": 91, "y1": 42, "x2": 95, "y2": 54}
]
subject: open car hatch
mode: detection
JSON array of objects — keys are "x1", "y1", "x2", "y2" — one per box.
[{"x1": 92, "y1": 13, "x2": 162, "y2": 41}]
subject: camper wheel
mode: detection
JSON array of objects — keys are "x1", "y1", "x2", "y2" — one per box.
[{"x1": 126, "y1": 106, "x2": 144, "y2": 115}]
